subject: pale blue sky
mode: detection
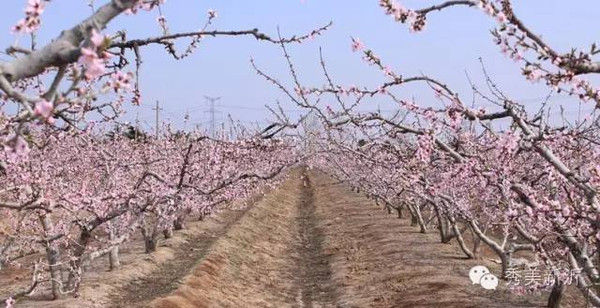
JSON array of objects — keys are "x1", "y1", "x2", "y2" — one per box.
[{"x1": 0, "y1": 1, "x2": 598, "y2": 131}]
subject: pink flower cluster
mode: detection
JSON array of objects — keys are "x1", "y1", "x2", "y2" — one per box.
[
  {"x1": 104, "y1": 71, "x2": 134, "y2": 93},
  {"x1": 156, "y1": 15, "x2": 168, "y2": 33},
  {"x1": 3, "y1": 135, "x2": 29, "y2": 162},
  {"x1": 351, "y1": 37, "x2": 364, "y2": 52},
  {"x1": 379, "y1": 0, "x2": 424, "y2": 32},
  {"x1": 476, "y1": 1, "x2": 508, "y2": 23},
  {"x1": 78, "y1": 30, "x2": 109, "y2": 80},
  {"x1": 34, "y1": 99, "x2": 54, "y2": 123},
  {"x1": 12, "y1": 0, "x2": 47, "y2": 33},
  {"x1": 4, "y1": 297, "x2": 14, "y2": 308},
  {"x1": 125, "y1": 0, "x2": 167, "y2": 15}
]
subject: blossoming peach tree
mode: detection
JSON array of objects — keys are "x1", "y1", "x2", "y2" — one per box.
[
  {"x1": 0, "y1": 131, "x2": 298, "y2": 304},
  {"x1": 253, "y1": 0, "x2": 600, "y2": 307},
  {"x1": 0, "y1": 0, "x2": 320, "y2": 306},
  {"x1": 0, "y1": 0, "x2": 329, "y2": 156}
]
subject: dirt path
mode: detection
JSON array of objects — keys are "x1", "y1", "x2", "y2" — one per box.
[
  {"x1": 294, "y1": 173, "x2": 336, "y2": 307},
  {"x1": 146, "y1": 169, "x2": 337, "y2": 307},
  {"x1": 107, "y1": 208, "x2": 249, "y2": 308},
  {"x1": 102, "y1": 170, "x2": 584, "y2": 308}
]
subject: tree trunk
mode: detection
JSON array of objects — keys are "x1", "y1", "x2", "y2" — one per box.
[
  {"x1": 567, "y1": 251, "x2": 600, "y2": 307},
  {"x1": 431, "y1": 202, "x2": 450, "y2": 243},
  {"x1": 405, "y1": 202, "x2": 418, "y2": 226},
  {"x1": 67, "y1": 229, "x2": 91, "y2": 292},
  {"x1": 469, "y1": 220, "x2": 510, "y2": 277},
  {"x1": 39, "y1": 213, "x2": 62, "y2": 300},
  {"x1": 410, "y1": 202, "x2": 427, "y2": 233},
  {"x1": 163, "y1": 228, "x2": 173, "y2": 239},
  {"x1": 108, "y1": 245, "x2": 120, "y2": 270},
  {"x1": 174, "y1": 215, "x2": 186, "y2": 230},
  {"x1": 44, "y1": 241, "x2": 62, "y2": 299},
  {"x1": 449, "y1": 216, "x2": 474, "y2": 259},
  {"x1": 547, "y1": 279, "x2": 565, "y2": 308},
  {"x1": 140, "y1": 226, "x2": 158, "y2": 253},
  {"x1": 108, "y1": 229, "x2": 120, "y2": 270},
  {"x1": 141, "y1": 227, "x2": 158, "y2": 253},
  {"x1": 472, "y1": 230, "x2": 482, "y2": 258},
  {"x1": 145, "y1": 237, "x2": 157, "y2": 253},
  {"x1": 395, "y1": 206, "x2": 403, "y2": 219}
]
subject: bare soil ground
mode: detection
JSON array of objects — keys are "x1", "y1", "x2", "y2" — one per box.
[
  {"x1": 308, "y1": 172, "x2": 583, "y2": 308},
  {"x1": 148, "y1": 170, "x2": 585, "y2": 307},
  {"x1": 150, "y1": 169, "x2": 336, "y2": 308},
  {"x1": 107, "y1": 208, "x2": 249, "y2": 308},
  {"x1": 6, "y1": 201, "x2": 256, "y2": 308},
  {"x1": 5, "y1": 170, "x2": 589, "y2": 307}
]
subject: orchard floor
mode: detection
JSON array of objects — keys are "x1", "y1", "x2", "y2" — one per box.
[{"x1": 12, "y1": 170, "x2": 588, "y2": 307}]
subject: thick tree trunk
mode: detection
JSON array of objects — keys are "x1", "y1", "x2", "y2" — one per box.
[
  {"x1": 567, "y1": 252, "x2": 600, "y2": 307},
  {"x1": 39, "y1": 213, "x2": 62, "y2": 300},
  {"x1": 431, "y1": 202, "x2": 450, "y2": 243},
  {"x1": 410, "y1": 213, "x2": 418, "y2": 226},
  {"x1": 469, "y1": 220, "x2": 510, "y2": 277},
  {"x1": 547, "y1": 279, "x2": 565, "y2": 308},
  {"x1": 144, "y1": 237, "x2": 157, "y2": 253},
  {"x1": 411, "y1": 202, "x2": 427, "y2": 233},
  {"x1": 163, "y1": 228, "x2": 173, "y2": 239},
  {"x1": 108, "y1": 245, "x2": 120, "y2": 270},
  {"x1": 46, "y1": 244, "x2": 62, "y2": 300},
  {"x1": 404, "y1": 201, "x2": 418, "y2": 225},
  {"x1": 472, "y1": 230, "x2": 482, "y2": 258},
  {"x1": 449, "y1": 216, "x2": 474, "y2": 259},
  {"x1": 174, "y1": 214, "x2": 187, "y2": 230},
  {"x1": 395, "y1": 206, "x2": 403, "y2": 218},
  {"x1": 66, "y1": 229, "x2": 91, "y2": 292},
  {"x1": 141, "y1": 227, "x2": 158, "y2": 253},
  {"x1": 108, "y1": 228, "x2": 120, "y2": 270},
  {"x1": 174, "y1": 218, "x2": 185, "y2": 230}
]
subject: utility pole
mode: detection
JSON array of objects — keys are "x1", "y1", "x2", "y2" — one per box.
[
  {"x1": 183, "y1": 109, "x2": 190, "y2": 131},
  {"x1": 152, "y1": 100, "x2": 162, "y2": 138},
  {"x1": 135, "y1": 112, "x2": 139, "y2": 140},
  {"x1": 204, "y1": 95, "x2": 221, "y2": 138}
]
